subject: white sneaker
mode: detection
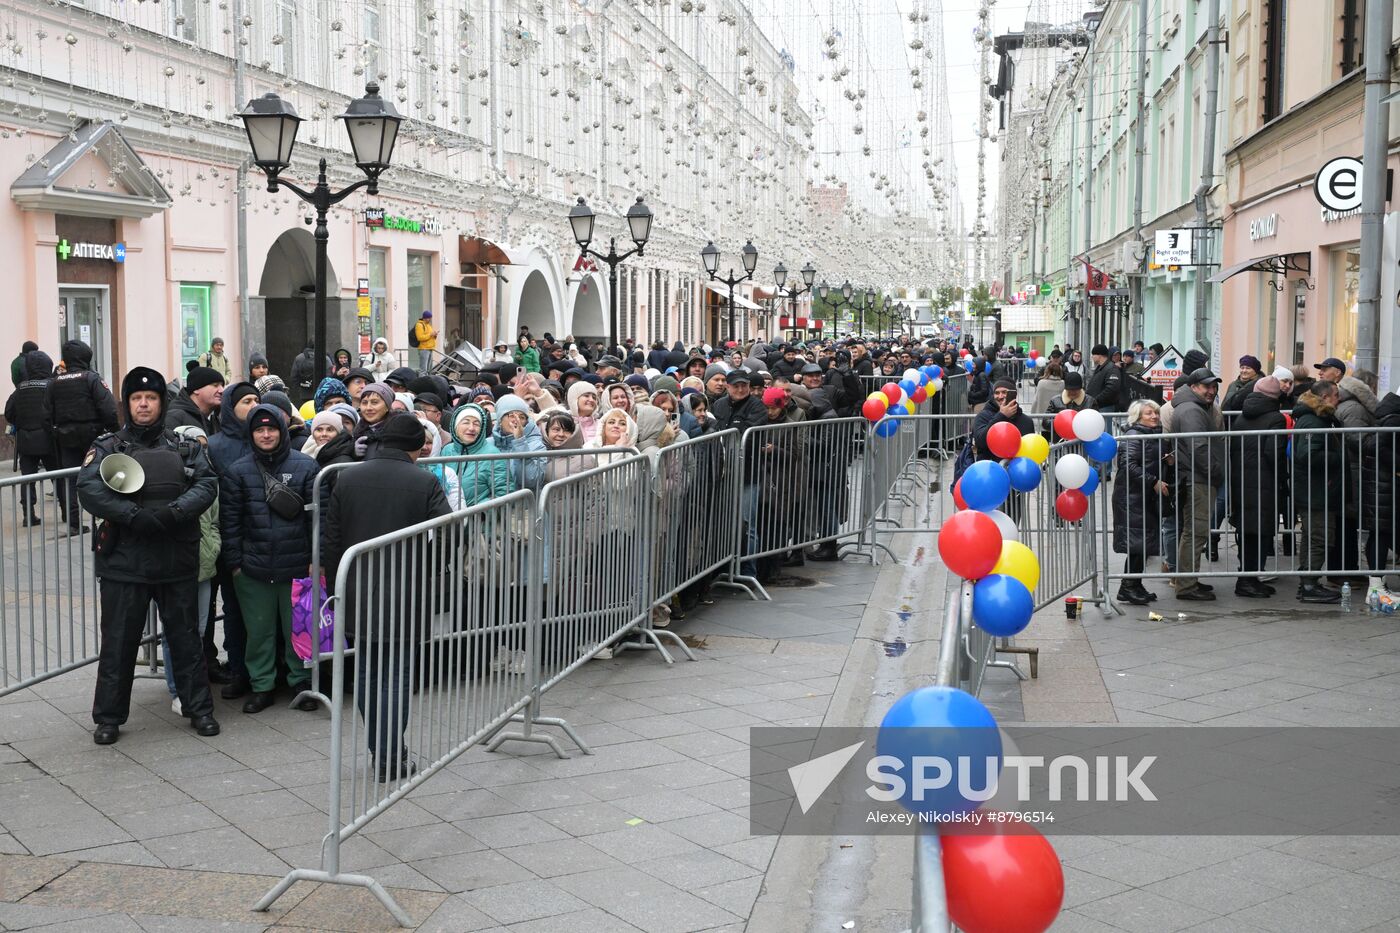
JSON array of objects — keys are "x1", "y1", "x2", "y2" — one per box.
[
  {"x1": 170, "y1": 696, "x2": 183, "y2": 716},
  {"x1": 507, "y1": 650, "x2": 528, "y2": 675}
]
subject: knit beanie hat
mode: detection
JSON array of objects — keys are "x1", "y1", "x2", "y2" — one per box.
[{"x1": 185, "y1": 367, "x2": 225, "y2": 393}]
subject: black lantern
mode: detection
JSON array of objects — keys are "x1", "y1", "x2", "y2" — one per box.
[{"x1": 568, "y1": 198, "x2": 596, "y2": 249}]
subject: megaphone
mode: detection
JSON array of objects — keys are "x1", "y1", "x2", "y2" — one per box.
[{"x1": 100, "y1": 454, "x2": 145, "y2": 495}]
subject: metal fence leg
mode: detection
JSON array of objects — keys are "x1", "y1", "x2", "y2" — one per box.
[
  {"x1": 253, "y1": 868, "x2": 414, "y2": 928},
  {"x1": 485, "y1": 694, "x2": 592, "y2": 758}
]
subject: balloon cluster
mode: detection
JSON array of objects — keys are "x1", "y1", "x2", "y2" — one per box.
[
  {"x1": 879, "y1": 685, "x2": 1065, "y2": 933},
  {"x1": 1048, "y1": 409, "x2": 1116, "y2": 521},
  {"x1": 1022, "y1": 349, "x2": 1048, "y2": 370},
  {"x1": 862, "y1": 365, "x2": 946, "y2": 438}
]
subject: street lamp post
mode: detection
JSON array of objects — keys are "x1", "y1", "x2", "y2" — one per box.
[
  {"x1": 239, "y1": 84, "x2": 402, "y2": 384},
  {"x1": 568, "y1": 196, "x2": 653, "y2": 357},
  {"x1": 774, "y1": 261, "x2": 817, "y2": 342},
  {"x1": 817, "y1": 279, "x2": 855, "y2": 337},
  {"x1": 857, "y1": 286, "x2": 877, "y2": 339},
  {"x1": 701, "y1": 240, "x2": 758, "y2": 345}
]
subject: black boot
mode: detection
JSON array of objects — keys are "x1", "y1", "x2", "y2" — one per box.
[
  {"x1": 782, "y1": 550, "x2": 805, "y2": 568},
  {"x1": 22, "y1": 509, "x2": 41, "y2": 528},
  {"x1": 220, "y1": 675, "x2": 250, "y2": 700},
  {"x1": 1297, "y1": 583, "x2": 1342, "y2": 604},
  {"x1": 808, "y1": 542, "x2": 841, "y2": 562},
  {"x1": 1234, "y1": 579, "x2": 1271, "y2": 599},
  {"x1": 1116, "y1": 584, "x2": 1151, "y2": 606}
]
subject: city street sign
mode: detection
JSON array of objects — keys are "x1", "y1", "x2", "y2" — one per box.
[
  {"x1": 1039, "y1": 282, "x2": 1052, "y2": 297},
  {"x1": 1142, "y1": 343, "x2": 1184, "y2": 401},
  {"x1": 1314, "y1": 157, "x2": 1364, "y2": 212},
  {"x1": 1154, "y1": 229, "x2": 1192, "y2": 265}
]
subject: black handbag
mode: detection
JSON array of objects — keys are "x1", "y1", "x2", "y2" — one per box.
[{"x1": 257, "y1": 461, "x2": 306, "y2": 521}]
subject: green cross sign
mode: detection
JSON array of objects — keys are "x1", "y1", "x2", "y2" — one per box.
[
  {"x1": 1039, "y1": 282, "x2": 1052, "y2": 297},
  {"x1": 56, "y1": 239, "x2": 72, "y2": 261}
]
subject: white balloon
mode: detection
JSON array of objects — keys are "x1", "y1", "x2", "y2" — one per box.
[
  {"x1": 1054, "y1": 452, "x2": 1091, "y2": 489},
  {"x1": 903, "y1": 368, "x2": 922, "y2": 384},
  {"x1": 986, "y1": 509, "x2": 1018, "y2": 542},
  {"x1": 1073, "y1": 408, "x2": 1106, "y2": 442},
  {"x1": 930, "y1": 377, "x2": 944, "y2": 393},
  {"x1": 1036, "y1": 356, "x2": 1048, "y2": 367}
]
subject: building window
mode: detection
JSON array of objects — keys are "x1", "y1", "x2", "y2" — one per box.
[
  {"x1": 271, "y1": 0, "x2": 297, "y2": 75},
  {"x1": 368, "y1": 248, "x2": 388, "y2": 354},
  {"x1": 1262, "y1": 0, "x2": 1287, "y2": 122},
  {"x1": 362, "y1": 2, "x2": 382, "y2": 80},
  {"x1": 170, "y1": 0, "x2": 199, "y2": 42},
  {"x1": 179, "y1": 284, "x2": 213, "y2": 372},
  {"x1": 1329, "y1": 246, "x2": 1360, "y2": 366},
  {"x1": 1339, "y1": 0, "x2": 1364, "y2": 74},
  {"x1": 407, "y1": 251, "x2": 433, "y2": 318}
]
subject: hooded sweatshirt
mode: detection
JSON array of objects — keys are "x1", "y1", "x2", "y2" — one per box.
[
  {"x1": 218, "y1": 403, "x2": 318, "y2": 582},
  {"x1": 368, "y1": 338, "x2": 397, "y2": 376},
  {"x1": 443, "y1": 403, "x2": 513, "y2": 506},
  {"x1": 207, "y1": 381, "x2": 260, "y2": 474},
  {"x1": 567, "y1": 381, "x2": 602, "y2": 444},
  {"x1": 632, "y1": 404, "x2": 675, "y2": 454}
]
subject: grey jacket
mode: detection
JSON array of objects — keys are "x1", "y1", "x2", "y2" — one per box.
[{"x1": 1169, "y1": 390, "x2": 1224, "y2": 487}]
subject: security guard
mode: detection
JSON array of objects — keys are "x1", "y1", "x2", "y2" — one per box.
[
  {"x1": 45, "y1": 340, "x2": 119, "y2": 535},
  {"x1": 78, "y1": 366, "x2": 220, "y2": 744}
]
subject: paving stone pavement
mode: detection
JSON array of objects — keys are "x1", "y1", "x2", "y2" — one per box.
[{"x1": 5, "y1": 471, "x2": 1400, "y2": 930}]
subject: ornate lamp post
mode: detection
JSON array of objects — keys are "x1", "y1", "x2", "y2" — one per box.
[
  {"x1": 701, "y1": 240, "x2": 758, "y2": 344},
  {"x1": 817, "y1": 279, "x2": 855, "y2": 337},
  {"x1": 239, "y1": 84, "x2": 402, "y2": 382},
  {"x1": 775, "y1": 261, "x2": 817, "y2": 342},
  {"x1": 567, "y1": 196, "x2": 653, "y2": 356}
]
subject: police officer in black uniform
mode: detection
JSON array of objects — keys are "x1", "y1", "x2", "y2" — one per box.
[
  {"x1": 3, "y1": 349, "x2": 57, "y2": 527},
  {"x1": 78, "y1": 366, "x2": 220, "y2": 744},
  {"x1": 45, "y1": 340, "x2": 119, "y2": 535}
]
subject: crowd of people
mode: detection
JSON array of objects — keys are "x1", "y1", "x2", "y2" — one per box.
[{"x1": 4, "y1": 329, "x2": 965, "y2": 776}]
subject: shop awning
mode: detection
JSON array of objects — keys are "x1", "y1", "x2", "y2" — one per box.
[
  {"x1": 704, "y1": 281, "x2": 761, "y2": 310},
  {"x1": 458, "y1": 235, "x2": 517, "y2": 266},
  {"x1": 11, "y1": 120, "x2": 170, "y2": 219},
  {"x1": 1207, "y1": 251, "x2": 1311, "y2": 283}
]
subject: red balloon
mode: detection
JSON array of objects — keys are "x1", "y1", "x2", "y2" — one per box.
[
  {"x1": 1056, "y1": 489, "x2": 1088, "y2": 521},
  {"x1": 937, "y1": 511, "x2": 1002, "y2": 580},
  {"x1": 862, "y1": 398, "x2": 887, "y2": 422},
  {"x1": 1052, "y1": 409, "x2": 1078, "y2": 441},
  {"x1": 1283, "y1": 412, "x2": 1295, "y2": 430},
  {"x1": 912, "y1": 385, "x2": 928, "y2": 404},
  {"x1": 942, "y1": 820, "x2": 1064, "y2": 933},
  {"x1": 953, "y1": 479, "x2": 968, "y2": 511},
  {"x1": 960, "y1": 348, "x2": 971, "y2": 358},
  {"x1": 882, "y1": 383, "x2": 903, "y2": 405},
  {"x1": 987, "y1": 422, "x2": 1022, "y2": 460},
  {"x1": 1029, "y1": 349, "x2": 1039, "y2": 360}
]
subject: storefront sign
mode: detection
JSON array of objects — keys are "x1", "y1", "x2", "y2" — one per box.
[
  {"x1": 1248, "y1": 214, "x2": 1278, "y2": 241},
  {"x1": 56, "y1": 239, "x2": 125, "y2": 263},
  {"x1": 1154, "y1": 229, "x2": 1193, "y2": 264},
  {"x1": 357, "y1": 278, "x2": 370, "y2": 297},
  {"x1": 1321, "y1": 206, "x2": 1361, "y2": 224},
  {"x1": 357, "y1": 296, "x2": 371, "y2": 318},
  {"x1": 365, "y1": 209, "x2": 438, "y2": 234},
  {"x1": 1039, "y1": 282, "x2": 1052, "y2": 297},
  {"x1": 1315, "y1": 157, "x2": 1364, "y2": 212},
  {"x1": 1142, "y1": 343, "x2": 1184, "y2": 401}
]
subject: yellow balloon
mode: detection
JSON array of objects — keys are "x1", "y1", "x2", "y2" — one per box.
[
  {"x1": 1018, "y1": 432, "x2": 1050, "y2": 465},
  {"x1": 299, "y1": 400, "x2": 316, "y2": 421},
  {"x1": 993, "y1": 541, "x2": 1040, "y2": 592},
  {"x1": 867, "y1": 391, "x2": 889, "y2": 410},
  {"x1": 902, "y1": 398, "x2": 917, "y2": 416}
]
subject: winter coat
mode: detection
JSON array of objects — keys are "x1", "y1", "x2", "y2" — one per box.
[
  {"x1": 1291, "y1": 391, "x2": 1343, "y2": 513},
  {"x1": 1085, "y1": 362, "x2": 1123, "y2": 412},
  {"x1": 972, "y1": 399, "x2": 1034, "y2": 462},
  {"x1": 207, "y1": 382, "x2": 258, "y2": 475},
  {"x1": 368, "y1": 339, "x2": 397, "y2": 376},
  {"x1": 710, "y1": 393, "x2": 768, "y2": 434},
  {"x1": 493, "y1": 410, "x2": 548, "y2": 491},
  {"x1": 418, "y1": 424, "x2": 462, "y2": 511},
  {"x1": 321, "y1": 446, "x2": 451, "y2": 642},
  {"x1": 1168, "y1": 390, "x2": 1223, "y2": 487},
  {"x1": 414, "y1": 319, "x2": 437, "y2": 351},
  {"x1": 4, "y1": 351, "x2": 54, "y2": 456},
  {"x1": 443, "y1": 404, "x2": 514, "y2": 506},
  {"x1": 966, "y1": 369, "x2": 991, "y2": 407},
  {"x1": 1222, "y1": 377, "x2": 1258, "y2": 416},
  {"x1": 165, "y1": 391, "x2": 215, "y2": 434},
  {"x1": 770, "y1": 357, "x2": 804, "y2": 381},
  {"x1": 513, "y1": 346, "x2": 541, "y2": 373},
  {"x1": 1361, "y1": 392, "x2": 1400, "y2": 543},
  {"x1": 1228, "y1": 392, "x2": 1289, "y2": 540},
  {"x1": 1031, "y1": 377, "x2": 1064, "y2": 415},
  {"x1": 633, "y1": 405, "x2": 677, "y2": 454},
  {"x1": 647, "y1": 348, "x2": 672, "y2": 371},
  {"x1": 543, "y1": 423, "x2": 595, "y2": 483},
  {"x1": 44, "y1": 341, "x2": 118, "y2": 451},
  {"x1": 290, "y1": 350, "x2": 329, "y2": 397},
  {"x1": 219, "y1": 404, "x2": 319, "y2": 584},
  {"x1": 1111, "y1": 423, "x2": 1170, "y2": 557},
  {"x1": 196, "y1": 350, "x2": 234, "y2": 382},
  {"x1": 1335, "y1": 376, "x2": 1378, "y2": 428}
]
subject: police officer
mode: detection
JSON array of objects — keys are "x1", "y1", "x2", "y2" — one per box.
[
  {"x1": 3, "y1": 349, "x2": 57, "y2": 527},
  {"x1": 45, "y1": 340, "x2": 119, "y2": 535},
  {"x1": 78, "y1": 366, "x2": 220, "y2": 744}
]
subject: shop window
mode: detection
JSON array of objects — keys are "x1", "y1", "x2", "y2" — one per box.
[
  {"x1": 179, "y1": 284, "x2": 213, "y2": 372},
  {"x1": 1328, "y1": 246, "x2": 1360, "y2": 367},
  {"x1": 407, "y1": 251, "x2": 433, "y2": 319}
]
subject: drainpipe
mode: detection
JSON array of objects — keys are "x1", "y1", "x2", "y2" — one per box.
[
  {"x1": 1082, "y1": 52, "x2": 1096, "y2": 352},
  {"x1": 1192, "y1": 0, "x2": 1221, "y2": 352},
  {"x1": 1355, "y1": 0, "x2": 1394, "y2": 375},
  {"x1": 234, "y1": 0, "x2": 251, "y2": 356},
  {"x1": 1131, "y1": 0, "x2": 1148, "y2": 346}
]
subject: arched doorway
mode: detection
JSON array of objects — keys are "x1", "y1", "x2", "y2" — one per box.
[
  {"x1": 570, "y1": 273, "x2": 607, "y2": 347},
  {"x1": 258, "y1": 229, "x2": 338, "y2": 385},
  {"x1": 516, "y1": 269, "x2": 557, "y2": 342}
]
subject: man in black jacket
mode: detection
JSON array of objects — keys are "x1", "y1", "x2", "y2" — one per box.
[
  {"x1": 165, "y1": 366, "x2": 224, "y2": 435},
  {"x1": 45, "y1": 340, "x2": 119, "y2": 535},
  {"x1": 770, "y1": 345, "x2": 804, "y2": 381},
  {"x1": 5, "y1": 350, "x2": 57, "y2": 526},
  {"x1": 973, "y1": 380, "x2": 1035, "y2": 462},
  {"x1": 710, "y1": 370, "x2": 768, "y2": 433},
  {"x1": 323, "y1": 413, "x2": 450, "y2": 781},
  {"x1": 1085, "y1": 344, "x2": 1123, "y2": 412},
  {"x1": 77, "y1": 367, "x2": 220, "y2": 744}
]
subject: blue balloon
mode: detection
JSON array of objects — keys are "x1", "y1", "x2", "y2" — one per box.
[
  {"x1": 877, "y1": 686, "x2": 1002, "y2": 818},
  {"x1": 916, "y1": 371, "x2": 931, "y2": 386},
  {"x1": 964, "y1": 359, "x2": 975, "y2": 373},
  {"x1": 930, "y1": 365, "x2": 943, "y2": 379},
  {"x1": 960, "y1": 460, "x2": 1011, "y2": 512},
  {"x1": 899, "y1": 379, "x2": 917, "y2": 396},
  {"x1": 874, "y1": 417, "x2": 900, "y2": 438},
  {"x1": 920, "y1": 365, "x2": 937, "y2": 380},
  {"x1": 1007, "y1": 456, "x2": 1042, "y2": 492},
  {"x1": 972, "y1": 574, "x2": 1034, "y2": 637},
  {"x1": 984, "y1": 362, "x2": 993, "y2": 374},
  {"x1": 1084, "y1": 432, "x2": 1119, "y2": 463},
  {"x1": 1024, "y1": 357, "x2": 1036, "y2": 368},
  {"x1": 1079, "y1": 466, "x2": 1101, "y2": 496}
]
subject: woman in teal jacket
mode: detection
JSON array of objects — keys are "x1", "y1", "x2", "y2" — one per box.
[
  {"x1": 512, "y1": 336, "x2": 541, "y2": 374},
  {"x1": 442, "y1": 403, "x2": 513, "y2": 505}
]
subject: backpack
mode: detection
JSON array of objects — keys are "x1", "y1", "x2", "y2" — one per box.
[{"x1": 408, "y1": 323, "x2": 420, "y2": 348}]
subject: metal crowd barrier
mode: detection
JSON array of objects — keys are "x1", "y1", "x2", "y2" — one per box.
[
  {"x1": 1101, "y1": 423, "x2": 1400, "y2": 604},
  {"x1": 255, "y1": 490, "x2": 538, "y2": 926}
]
